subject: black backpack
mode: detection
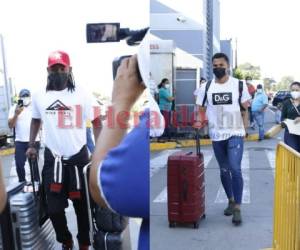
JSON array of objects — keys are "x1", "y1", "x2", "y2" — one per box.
[{"x1": 201, "y1": 79, "x2": 245, "y2": 111}]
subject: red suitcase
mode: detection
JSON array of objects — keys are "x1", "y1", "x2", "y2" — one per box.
[{"x1": 167, "y1": 129, "x2": 205, "y2": 228}]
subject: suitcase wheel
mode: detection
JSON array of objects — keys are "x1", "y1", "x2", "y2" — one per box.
[
  {"x1": 193, "y1": 221, "x2": 199, "y2": 229},
  {"x1": 169, "y1": 222, "x2": 176, "y2": 228},
  {"x1": 202, "y1": 214, "x2": 206, "y2": 219}
]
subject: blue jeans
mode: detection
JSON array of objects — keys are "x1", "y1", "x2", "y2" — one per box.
[
  {"x1": 15, "y1": 141, "x2": 40, "y2": 182},
  {"x1": 253, "y1": 111, "x2": 265, "y2": 140},
  {"x1": 284, "y1": 129, "x2": 300, "y2": 153},
  {"x1": 212, "y1": 136, "x2": 244, "y2": 204},
  {"x1": 86, "y1": 128, "x2": 95, "y2": 153}
]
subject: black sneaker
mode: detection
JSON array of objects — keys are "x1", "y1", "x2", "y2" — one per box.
[
  {"x1": 224, "y1": 200, "x2": 235, "y2": 216},
  {"x1": 232, "y1": 208, "x2": 242, "y2": 225}
]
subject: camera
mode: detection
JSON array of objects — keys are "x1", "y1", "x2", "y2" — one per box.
[
  {"x1": 86, "y1": 23, "x2": 148, "y2": 81},
  {"x1": 17, "y1": 99, "x2": 24, "y2": 107}
]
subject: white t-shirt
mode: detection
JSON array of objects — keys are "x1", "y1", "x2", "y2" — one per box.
[
  {"x1": 196, "y1": 77, "x2": 251, "y2": 141},
  {"x1": 193, "y1": 87, "x2": 201, "y2": 97},
  {"x1": 8, "y1": 104, "x2": 39, "y2": 142},
  {"x1": 32, "y1": 86, "x2": 97, "y2": 157}
]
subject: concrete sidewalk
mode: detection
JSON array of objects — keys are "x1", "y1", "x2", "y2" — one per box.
[{"x1": 150, "y1": 138, "x2": 282, "y2": 250}]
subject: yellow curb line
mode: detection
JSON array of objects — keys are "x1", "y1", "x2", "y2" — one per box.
[
  {"x1": 150, "y1": 125, "x2": 283, "y2": 152},
  {"x1": 150, "y1": 142, "x2": 177, "y2": 151},
  {"x1": 0, "y1": 147, "x2": 15, "y2": 156}
]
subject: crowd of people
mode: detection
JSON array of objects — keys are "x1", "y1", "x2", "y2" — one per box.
[{"x1": 0, "y1": 46, "x2": 299, "y2": 249}]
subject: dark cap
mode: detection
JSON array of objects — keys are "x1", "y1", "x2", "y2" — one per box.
[
  {"x1": 19, "y1": 89, "x2": 30, "y2": 97},
  {"x1": 257, "y1": 84, "x2": 263, "y2": 89}
]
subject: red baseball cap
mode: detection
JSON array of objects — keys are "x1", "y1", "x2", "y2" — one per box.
[{"x1": 48, "y1": 50, "x2": 70, "y2": 67}]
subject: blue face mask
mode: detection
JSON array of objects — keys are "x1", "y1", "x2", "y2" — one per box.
[{"x1": 257, "y1": 89, "x2": 263, "y2": 93}]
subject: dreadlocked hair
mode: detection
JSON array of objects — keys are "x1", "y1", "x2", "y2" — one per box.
[{"x1": 67, "y1": 72, "x2": 76, "y2": 92}]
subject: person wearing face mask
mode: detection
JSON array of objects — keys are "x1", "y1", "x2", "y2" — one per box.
[
  {"x1": 26, "y1": 51, "x2": 102, "y2": 250},
  {"x1": 196, "y1": 53, "x2": 251, "y2": 226},
  {"x1": 251, "y1": 84, "x2": 269, "y2": 141},
  {"x1": 8, "y1": 89, "x2": 41, "y2": 183},
  {"x1": 158, "y1": 78, "x2": 174, "y2": 141},
  {"x1": 281, "y1": 81, "x2": 300, "y2": 152}
]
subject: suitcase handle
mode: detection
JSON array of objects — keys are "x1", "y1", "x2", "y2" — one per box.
[
  {"x1": 186, "y1": 152, "x2": 193, "y2": 155},
  {"x1": 28, "y1": 158, "x2": 40, "y2": 198},
  {"x1": 83, "y1": 163, "x2": 94, "y2": 245},
  {"x1": 195, "y1": 128, "x2": 201, "y2": 157}
]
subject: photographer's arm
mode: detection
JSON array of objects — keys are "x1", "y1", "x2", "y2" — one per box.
[
  {"x1": 0, "y1": 160, "x2": 7, "y2": 213},
  {"x1": 89, "y1": 55, "x2": 145, "y2": 207},
  {"x1": 90, "y1": 105, "x2": 131, "y2": 207},
  {"x1": 92, "y1": 116, "x2": 102, "y2": 141},
  {"x1": 8, "y1": 106, "x2": 23, "y2": 128}
]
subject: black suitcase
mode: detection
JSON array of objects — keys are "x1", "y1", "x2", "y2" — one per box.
[
  {"x1": 0, "y1": 158, "x2": 55, "y2": 250},
  {"x1": 83, "y1": 163, "x2": 128, "y2": 250}
]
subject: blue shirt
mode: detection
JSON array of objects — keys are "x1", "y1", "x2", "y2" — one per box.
[
  {"x1": 159, "y1": 88, "x2": 172, "y2": 111},
  {"x1": 251, "y1": 92, "x2": 268, "y2": 112},
  {"x1": 98, "y1": 110, "x2": 149, "y2": 250}
]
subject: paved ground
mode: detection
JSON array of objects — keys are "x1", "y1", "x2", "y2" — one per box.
[{"x1": 150, "y1": 135, "x2": 282, "y2": 250}]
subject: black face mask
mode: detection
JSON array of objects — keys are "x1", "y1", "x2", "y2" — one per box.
[
  {"x1": 213, "y1": 68, "x2": 227, "y2": 79},
  {"x1": 47, "y1": 72, "x2": 69, "y2": 90}
]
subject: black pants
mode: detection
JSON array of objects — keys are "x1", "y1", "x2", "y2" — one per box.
[
  {"x1": 248, "y1": 107, "x2": 254, "y2": 123},
  {"x1": 160, "y1": 110, "x2": 172, "y2": 139},
  {"x1": 43, "y1": 146, "x2": 90, "y2": 245},
  {"x1": 15, "y1": 141, "x2": 40, "y2": 182}
]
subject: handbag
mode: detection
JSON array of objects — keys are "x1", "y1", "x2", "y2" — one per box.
[
  {"x1": 94, "y1": 206, "x2": 128, "y2": 233},
  {"x1": 93, "y1": 230, "x2": 123, "y2": 250}
]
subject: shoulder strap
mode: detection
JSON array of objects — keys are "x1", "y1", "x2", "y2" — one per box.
[
  {"x1": 238, "y1": 80, "x2": 243, "y2": 99},
  {"x1": 238, "y1": 80, "x2": 245, "y2": 110},
  {"x1": 291, "y1": 100, "x2": 300, "y2": 116},
  {"x1": 201, "y1": 80, "x2": 212, "y2": 106}
]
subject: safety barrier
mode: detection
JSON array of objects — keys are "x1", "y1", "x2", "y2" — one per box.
[{"x1": 266, "y1": 142, "x2": 300, "y2": 250}]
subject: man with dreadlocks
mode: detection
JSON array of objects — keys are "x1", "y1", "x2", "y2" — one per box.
[{"x1": 26, "y1": 50, "x2": 101, "y2": 250}]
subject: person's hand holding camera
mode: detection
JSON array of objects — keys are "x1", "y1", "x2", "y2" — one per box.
[
  {"x1": 111, "y1": 55, "x2": 145, "y2": 111},
  {"x1": 14, "y1": 105, "x2": 24, "y2": 116}
]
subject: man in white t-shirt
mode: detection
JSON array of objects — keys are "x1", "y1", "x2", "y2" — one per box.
[
  {"x1": 8, "y1": 89, "x2": 40, "y2": 182},
  {"x1": 196, "y1": 53, "x2": 251, "y2": 226},
  {"x1": 26, "y1": 51, "x2": 101, "y2": 250}
]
